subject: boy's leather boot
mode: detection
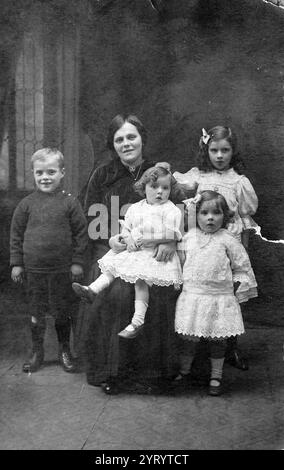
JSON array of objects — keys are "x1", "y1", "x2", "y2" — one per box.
[
  {"x1": 225, "y1": 336, "x2": 248, "y2": 371},
  {"x1": 55, "y1": 320, "x2": 76, "y2": 373},
  {"x1": 22, "y1": 324, "x2": 44, "y2": 373}
]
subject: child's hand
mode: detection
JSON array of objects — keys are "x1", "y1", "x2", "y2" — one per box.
[
  {"x1": 11, "y1": 266, "x2": 24, "y2": 283},
  {"x1": 71, "y1": 264, "x2": 84, "y2": 282},
  {"x1": 125, "y1": 234, "x2": 139, "y2": 252},
  {"x1": 182, "y1": 193, "x2": 202, "y2": 208}
]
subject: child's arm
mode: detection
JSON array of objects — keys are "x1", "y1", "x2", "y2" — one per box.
[
  {"x1": 10, "y1": 201, "x2": 29, "y2": 282},
  {"x1": 226, "y1": 235, "x2": 257, "y2": 303},
  {"x1": 237, "y1": 176, "x2": 258, "y2": 234}
]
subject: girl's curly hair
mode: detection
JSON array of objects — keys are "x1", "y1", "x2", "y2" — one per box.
[
  {"x1": 134, "y1": 166, "x2": 186, "y2": 203},
  {"x1": 196, "y1": 190, "x2": 235, "y2": 229},
  {"x1": 197, "y1": 126, "x2": 245, "y2": 174}
]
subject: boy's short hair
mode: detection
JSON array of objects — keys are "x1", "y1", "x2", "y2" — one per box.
[{"x1": 31, "y1": 148, "x2": 65, "y2": 169}]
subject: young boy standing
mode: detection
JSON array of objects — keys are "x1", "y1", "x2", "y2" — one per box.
[{"x1": 10, "y1": 148, "x2": 88, "y2": 373}]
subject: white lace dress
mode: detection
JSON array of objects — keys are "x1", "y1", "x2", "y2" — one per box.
[
  {"x1": 173, "y1": 167, "x2": 258, "y2": 240},
  {"x1": 175, "y1": 229, "x2": 258, "y2": 339},
  {"x1": 98, "y1": 199, "x2": 183, "y2": 287}
]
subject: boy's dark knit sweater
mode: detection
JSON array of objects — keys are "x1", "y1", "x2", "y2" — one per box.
[{"x1": 10, "y1": 189, "x2": 88, "y2": 273}]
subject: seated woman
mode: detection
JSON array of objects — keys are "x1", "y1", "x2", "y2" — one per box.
[{"x1": 76, "y1": 114, "x2": 187, "y2": 394}]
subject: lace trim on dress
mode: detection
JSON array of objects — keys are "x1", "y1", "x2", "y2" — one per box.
[{"x1": 98, "y1": 260, "x2": 183, "y2": 287}]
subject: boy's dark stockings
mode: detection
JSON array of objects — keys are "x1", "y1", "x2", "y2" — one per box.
[
  {"x1": 22, "y1": 323, "x2": 45, "y2": 373},
  {"x1": 55, "y1": 319, "x2": 76, "y2": 373}
]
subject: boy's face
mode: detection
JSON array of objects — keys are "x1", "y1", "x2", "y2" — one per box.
[{"x1": 33, "y1": 155, "x2": 65, "y2": 193}]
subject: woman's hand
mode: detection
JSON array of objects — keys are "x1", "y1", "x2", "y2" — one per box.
[
  {"x1": 109, "y1": 234, "x2": 127, "y2": 253},
  {"x1": 71, "y1": 264, "x2": 84, "y2": 282},
  {"x1": 11, "y1": 266, "x2": 24, "y2": 283},
  {"x1": 153, "y1": 241, "x2": 177, "y2": 262}
]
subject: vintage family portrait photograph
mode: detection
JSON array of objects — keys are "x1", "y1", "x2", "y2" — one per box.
[{"x1": 0, "y1": 0, "x2": 283, "y2": 453}]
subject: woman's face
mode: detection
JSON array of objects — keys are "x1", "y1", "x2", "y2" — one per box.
[
  {"x1": 208, "y1": 139, "x2": 233, "y2": 171},
  {"x1": 113, "y1": 122, "x2": 143, "y2": 167}
]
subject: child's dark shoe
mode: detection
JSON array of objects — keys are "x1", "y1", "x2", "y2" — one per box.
[
  {"x1": 118, "y1": 323, "x2": 144, "y2": 339},
  {"x1": 58, "y1": 346, "x2": 77, "y2": 373},
  {"x1": 72, "y1": 282, "x2": 96, "y2": 304},
  {"x1": 101, "y1": 379, "x2": 120, "y2": 395},
  {"x1": 172, "y1": 372, "x2": 191, "y2": 385},
  {"x1": 226, "y1": 349, "x2": 249, "y2": 371},
  {"x1": 208, "y1": 378, "x2": 223, "y2": 396},
  {"x1": 22, "y1": 348, "x2": 44, "y2": 373}
]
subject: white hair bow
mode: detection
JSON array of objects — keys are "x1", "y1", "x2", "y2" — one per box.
[{"x1": 201, "y1": 128, "x2": 210, "y2": 145}]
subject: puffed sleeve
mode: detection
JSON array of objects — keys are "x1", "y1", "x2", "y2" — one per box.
[
  {"x1": 236, "y1": 176, "x2": 258, "y2": 230},
  {"x1": 226, "y1": 233, "x2": 258, "y2": 303},
  {"x1": 173, "y1": 167, "x2": 200, "y2": 191}
]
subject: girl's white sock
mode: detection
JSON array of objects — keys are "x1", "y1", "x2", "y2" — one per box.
[
  {"x1": 89, "y1": 274, "x2": 112, "y2": 294},
  {"x1": 130, "y1": 300, "x2": 148, "y2": 328},
  {"x1": 210, "y1": 357, "x2": 225, "y2": 383}
]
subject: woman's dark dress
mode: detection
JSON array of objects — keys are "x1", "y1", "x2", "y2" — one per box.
[{"x1": 76, "y1": 157, "x2": 182, "y2": 388}]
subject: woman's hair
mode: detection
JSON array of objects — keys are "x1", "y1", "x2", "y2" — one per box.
[
  {"x1": 106, "y1": 114, "x2": 147, "y2": 157},
  {"x1": 134, "y1": 166, "x2": 185, "y2": 202},
  {"x1": 197, "y1": 126, "x2": 245, "y2": 174},
  {"x1": 31, "y1": 148, "x2": 64, "y2": 169},
  {"x1": 196, "y1": 190, "x2": 234, "y2": 229}
]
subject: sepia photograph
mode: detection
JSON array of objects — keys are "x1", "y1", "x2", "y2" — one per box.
[{"x1": 0, "y1": 0, "x2": 283, "y2": 453}]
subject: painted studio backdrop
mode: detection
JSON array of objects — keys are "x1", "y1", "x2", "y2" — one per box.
[{"x1": 0, "y1": 0, "x2": 284, "y2": 323}]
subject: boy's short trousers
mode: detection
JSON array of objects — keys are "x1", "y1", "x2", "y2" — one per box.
[{"x1": 26, "y1": 272, "x2": 77, "y2": 321}]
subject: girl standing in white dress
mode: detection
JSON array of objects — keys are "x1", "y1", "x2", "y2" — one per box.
[
  {"x1": 73, "y1": 166, "x2": 183, "y2": 339},
  {"x1": 173, "y1": 126, "x2": 258, "y2": 247},
  {"x1": 175, "y1": 190, "x2": 257, "y2": 396}
]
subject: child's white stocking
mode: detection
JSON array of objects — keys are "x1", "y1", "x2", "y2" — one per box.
[
  {"x1": 89, "y1": 273, "x2": 113, "y2": 294},
  {"x1": 210, "y1": 357, "x2": 225, "y2": 381},
  {"x1": 131, "y1": 300, "x2": 148, "y2": 327}
]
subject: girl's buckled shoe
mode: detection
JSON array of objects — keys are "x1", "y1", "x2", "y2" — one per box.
[
  {"x1": 208, "y1": 378, "x2": 223, "y2": 396},
  {"x1": 118, "y1": 324, "x2": 144, "y2": 339}
]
